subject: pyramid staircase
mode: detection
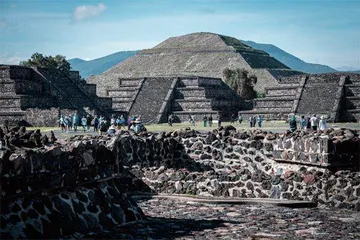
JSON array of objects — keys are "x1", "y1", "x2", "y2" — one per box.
[
  {"x1": 171, "y1": 77, "x2": 243, "y2": 122},
  {"x1": 339, "y1": 75, "x2": 360, "y2": 122}
]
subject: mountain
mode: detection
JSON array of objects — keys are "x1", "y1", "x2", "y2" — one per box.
[
  {"x1": 335, "y1": 66, "x2": 360, "y2": 73},
  {"x1": 241, "y1": 40, "x2": 337, "y2": 73},
  {"x1": 69, "y1": 40, "x2": 337, "y2": 78},
  {"x1": 69, "y1": 51, "x2": 138, "y2": 78}
]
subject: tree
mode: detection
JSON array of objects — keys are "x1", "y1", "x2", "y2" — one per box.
[
  {"x1": 222, "y1": 68, "x2": 257, "y2": 100},
  {"x1": 20, "y1": 53, "x2": 71, "y2": 73}
]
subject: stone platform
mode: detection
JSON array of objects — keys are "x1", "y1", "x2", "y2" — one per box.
[{"x1": 91, "y1": 198, "x2": 360, "y2": 239}]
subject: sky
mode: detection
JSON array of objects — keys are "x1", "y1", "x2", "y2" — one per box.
[{"x1": 0, "y1": 0, "x2": 359, "y2": 69}]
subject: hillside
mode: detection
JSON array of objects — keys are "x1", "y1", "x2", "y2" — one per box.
[
  {"x1": 69, "y1": 51, "x2": 138, "y2": 78},
  {"x1": 242, "y1": 41, "x2": 336, "y2": 73}
]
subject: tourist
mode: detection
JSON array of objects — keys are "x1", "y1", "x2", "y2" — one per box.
[
  {"x1": 319, "y1": 116, "x2": 327, "y2": 130},
  {"x1": 238, "y1": 113, "x2": 243, "y2": 124},
  {"x1": 300, "y1": 116, "x2": 307, "y2": 131},
  {"x1": 289, "y1": 115, "x2": 297, "y2": 132},
  {"x1": 81, "y1": 116, "x2": 87, "y2": 132},
  {"x1": 257, "y1": 115, "x2": 263, "y2": 128},
  {"x1": 253, "y1": 115, "x2": 257, "y2": 128},
  {"x1": 189, "y1": 115, "x2": 195, "y2": 126},
  {"x1": 99, "y1": 119, "x2": 108, "y2": 136},
  {"x1": 93, "y1": 115, "x2": 99, "y2": 132},
  {"x1": 116, "y1": 116, "x2": 122, "y2": 129},
  {"x1": 249, "y1": 116, "x2": 253, "y2": 127},
  {"x1": 310, "y1": 114, "x2": 318, "y2": 131},
  {"x1": 203, "y1": 115, "x2": 208, "y2": 127},
  {"x1": 60, "y1": 115, "x2": 66, "y2": 132},
  {"x1": 67, "y1": 116, "x2": 72, "y2": 131},
  {"x1": 86, "y1": 115, "x2": 92, "y2": 131},
  {"x1": 72, "y1": 113, "x2": 79, "y2": 132},
  {"x1": 168, "y1": 114, "x2": 174, "y2": 126},
  {"x1": 218, "y1": 114, "x2": 222, "y2": 128},
  {"x1": 110, "y1": 115, "x2": 116, "y2": 126},
  {"x1": 306, "y1": 117, "x2": 311, "y2": 131},
  {"x1": 209, "y1": 115, "x2": 213, "y2": 127},
  {"x1": 107, "y1": 124, "x2": 116, "y2": 135},
  {"x1": 63, "y1": 116, "x2": 70, "y2": 132},
  {"x1": 132, "y1": 118, "x2": 145, "y2": 134}
]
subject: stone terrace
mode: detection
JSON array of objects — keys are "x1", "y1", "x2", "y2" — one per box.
[{"x1": 0, "y1": 65, "x2": 113, "y2": 126}]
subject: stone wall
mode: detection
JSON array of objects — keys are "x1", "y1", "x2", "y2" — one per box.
[
  {"x1": 0, "y1": 65, "x2": 114, "y2": 126},
  {"x1": 0, "y1": 131, "x2": 146, "y2": 239},
  {"x1": 1, "y1": 126, "x2": 360, "y2": 238}
]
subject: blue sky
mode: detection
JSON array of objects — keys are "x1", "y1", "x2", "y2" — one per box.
[{"x1": 0, "y1": 0, "x2": 359, "y2": 69}]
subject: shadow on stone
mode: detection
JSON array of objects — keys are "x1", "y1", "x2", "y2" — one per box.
[{"x1": 87, "y1": 216, "x2": 237, "y2": 239}]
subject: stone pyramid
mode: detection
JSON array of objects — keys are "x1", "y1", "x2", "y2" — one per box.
[{"x1": 88, "y1": 32, "x2": 303, "y2": 97}]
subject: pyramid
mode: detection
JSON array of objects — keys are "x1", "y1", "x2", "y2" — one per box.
[{"x1": 88, "y1": 32, "x2": 303, "y2": 97}]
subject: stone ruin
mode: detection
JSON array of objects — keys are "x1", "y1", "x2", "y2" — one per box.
[
  {"x1": 106, "y1": 76, "x2": 245, "y2": 123},
  {"x1": 0, "y1": 65, "x2": 114, "y2": 126},
  {"x1": 1, "y1": 125, "x2": 359, "y2": 238},
  {"x1": 88, "y1": 32, "x2": 359, "y2": 123},
  {"x1": 239, "y1": 72, "x2": 360, "y2": 122}
]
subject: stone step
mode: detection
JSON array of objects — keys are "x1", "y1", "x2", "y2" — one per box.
[
  {"x1": 253, "y1": 106, "x2": 293, "y2": 112},
  {"x1": 345, "y1": 98, "x2": 360, "y2": 109},
  {"x1": 112, "y1": 101, "x2": 132, "y2": 109},
  {"x1": 0, "y1": 110, "x2": 26, "y2": 116},
  {"x1": 107, "y1": 90, "x2": 136, "y2": 98},
  {"x1": 112, "y1": 97, "x2": 133, "y2": 102},
  {"x1": 264, "y1": 94, "x2": 296, "y2": 99},
  {"x1": 266, "y1": 88, "x2": 298, "y2": 96},
  {"x1": 119, "y1": 78, "x2": 142, "y2": 87}
]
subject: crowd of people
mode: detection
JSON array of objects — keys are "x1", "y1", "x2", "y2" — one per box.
[
  {"x1": 289, "y1": 114, "x2": 327, "y2": 132},
  {"x1": 59, "y1": 114, "x2": 146, "y2": 135}
]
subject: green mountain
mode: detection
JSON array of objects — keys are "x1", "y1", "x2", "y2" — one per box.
[
  {"x1": 242, "y1": 40, "x2": 336, "y2": 73},
  {"x1": 69, "y1": 51, "x2": 138, "y2": 78},
  {"x1": 69, "y1": 41, "x2": 337, "y2": 78}
]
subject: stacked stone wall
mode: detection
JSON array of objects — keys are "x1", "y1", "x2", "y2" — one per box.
[
  {"x1": 1, "y1": 126, "x2": 360, "y2": 238},
  {"x1": 0, "y1": 132, "x2": 146, "y2": 239}
]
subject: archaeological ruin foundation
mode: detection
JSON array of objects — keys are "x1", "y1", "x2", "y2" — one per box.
[{"x1": 1, "y1": 125, "x2": 359, "y2": 238}]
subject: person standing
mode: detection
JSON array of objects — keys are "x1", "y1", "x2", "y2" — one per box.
[
  {"x1": 168, "y1": 114, "x2": 174, "y2": 126},
  {"x1": 203, "y1": 115, "x2": 208, "y2": 127},
  {"x1": 249, "y1": 116, "x2": 253, "y2": 127},
  {"x1": 93, "y1": 116, "x2": 99, "y2": 132},
  {"x1": 289, "y1": 115, "x2": 297, "y2": 132},
  {"x1": 238, "y1": 113, "x2": 243, "y2": 124},
  {"x1": 310, "y1": 114, "x2": 318, "y2": 131},
  {"x1": 257, "y1": 115, "x2": 263, "y2": 128},
  {"x1": 86, "y1": 115, "x2": 92, "y2": 131},
  {"x1": 217, "y1": 113, "x2": 222, "y2": 128},
  {"x1": 319, "y1": 116, "x2": 327, "y2": 130},
  {"x1": 72, "y1": 113, "x2": 79, "y2": 132},
  {"x1": 81, "y1": 116, "x2": 87, "y2": 132},
  {"x1": 253, "y1": 115, "x2": 257, "y2": 128},
  {"x1": 300, "y1": 116, "x2": 307, "y2": 131},
  {"x1": 208, "y1": 115, "x2": 213, "y2": 127}
]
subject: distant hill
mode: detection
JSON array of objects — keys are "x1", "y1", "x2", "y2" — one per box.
[
  {"x1": 241, "y1": 40, "x2": 337, "y2": 74},
  {"x1": 69, "y1": 41, "x2": 338, "y2": 78},
  {"x1": 69, "y1": 51, "x2": 138, "y2": 78}
]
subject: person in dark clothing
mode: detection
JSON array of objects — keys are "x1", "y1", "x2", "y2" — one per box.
[
  {"x1": 203, "y1": 115, "x2": 208, "y2": 127},
  {"x1": 217, "y1": 114, "x2": 222, "y2": 128},
  {"x1": 289, "y1": 115, "x2": 297, "y2": 132},
  {"x1": 208, "y1": 115, "x2": 213, "y2": 127},
  {"x1": 93, "y1": 116, "x2": 99, "y2": 132},
  {"x1": 86, "y1": 115, "x2": 92, "y2": 131}
]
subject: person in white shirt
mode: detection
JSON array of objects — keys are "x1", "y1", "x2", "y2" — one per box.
[
  {"x1": 310, "y1": 114, "x2": 318, "y2": 131},
  {"x1": 318, "y1": 116, "x2": 327, "y2": 130}
]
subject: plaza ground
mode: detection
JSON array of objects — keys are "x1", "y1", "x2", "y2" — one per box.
[{"x1": 27, "y1": 121, "x2": 360, "y2": 139}]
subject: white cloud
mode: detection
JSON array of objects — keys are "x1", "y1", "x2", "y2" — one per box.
[
  {"x1": 72, "y1": 3, "x2": 106, "y2": 22},
  {"x1": 0, "y1": 52, "x2": 26, "y2": 65}
]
